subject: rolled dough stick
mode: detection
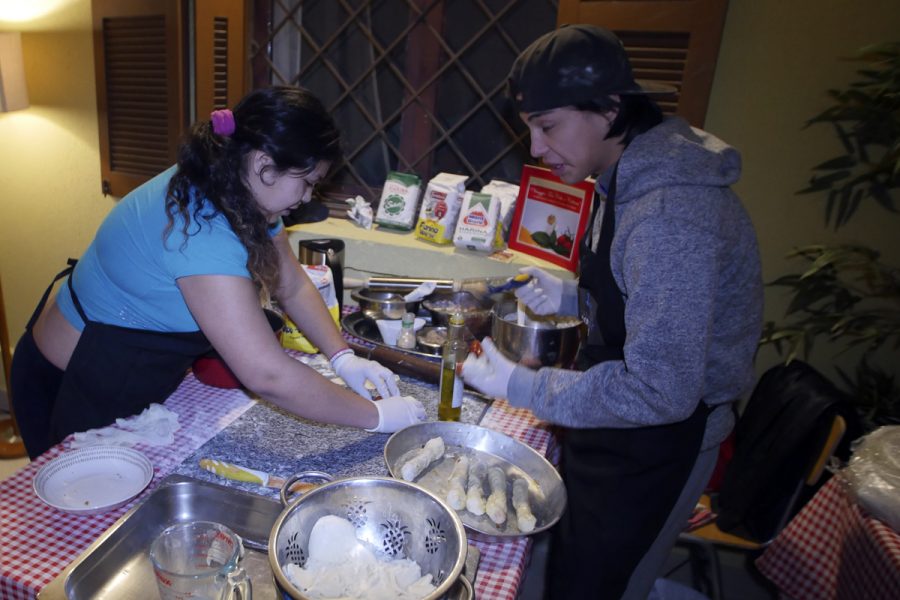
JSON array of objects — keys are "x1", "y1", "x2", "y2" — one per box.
[
  {"x1": 486, "y1": 466, "x2": 508, "y2": 525},
  {"x1": 465, "y1": 462, "x2": 486, "y2": 516},
  {"x1": 400, "y1": 437, "x2": 445, "y2": 481},
  {"x1": 512, "y1": 477, "x2": 536, "y2": 532},
  {"x1": 446, "y1": 455, "x2": 469, "y2": 510}
]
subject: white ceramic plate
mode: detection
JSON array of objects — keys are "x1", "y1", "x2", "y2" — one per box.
[{"x1": 33, "y1": 446, "x2": 154, "y2": 515}]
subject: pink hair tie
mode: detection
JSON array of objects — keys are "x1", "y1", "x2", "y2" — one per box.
[{"x1": 210, "y1": 109, "x2": 235, "y2": 136}]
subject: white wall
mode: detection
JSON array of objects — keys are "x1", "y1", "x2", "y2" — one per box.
[
  {"x1": 1, "y1": 0, "x2": 115, "y2": 396},
  {"x1": 706, "y1": 0, "x2": 900, "y2": 377}
]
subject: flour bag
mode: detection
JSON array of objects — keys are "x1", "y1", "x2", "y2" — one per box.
[
  {"x1": 374, "y1": 171, "x2": 422, "y2": 230},
  {"x1": 415, "y1": 172, "x2": 468, "y2": 244},
  {"x1": 280, "y1": 264, "x2": 340, "y2": 354}
]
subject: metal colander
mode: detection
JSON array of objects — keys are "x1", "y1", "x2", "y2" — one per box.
[{"x1": 269, "y1": 476, "x2": 467, "y2": 600}]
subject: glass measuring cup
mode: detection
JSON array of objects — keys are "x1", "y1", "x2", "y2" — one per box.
[{"x1": 150, "y1": 521, "x2": 251, "y2": 600}]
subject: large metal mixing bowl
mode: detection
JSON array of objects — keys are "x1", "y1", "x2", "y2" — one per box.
[
  {"x1": 491, "y1": 297, "x2": 585, "y2": 368},
  {"x1": 269, "y1": 476, "x2": 469, "y2": 600},
  {"x1": 422, "y1": 291, "x2": 493, "y2": 339}
]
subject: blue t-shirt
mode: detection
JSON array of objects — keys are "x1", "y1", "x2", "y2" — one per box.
[{"x1": 57, "y1": 166, "x2": 283, "y2": 332}]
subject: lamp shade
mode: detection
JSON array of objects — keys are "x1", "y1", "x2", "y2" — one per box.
[{"x1": 0, "y1": 32, "x2": 29, "y2": 112}]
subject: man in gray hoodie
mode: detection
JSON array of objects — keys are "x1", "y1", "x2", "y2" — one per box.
[{"x1": 460, "y1": 25, "x2": 763, "y2": 599}]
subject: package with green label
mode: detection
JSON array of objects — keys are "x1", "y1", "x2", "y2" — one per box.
[
  {"x1": 415, "y1": 172, "x2": 468, "y2": 244},
  {"x1": 453, "y1": 191, "x2": 501, "y2": 252},
  {"x1": 374, "y1": 171, "x2": 422, "y2": 230}
]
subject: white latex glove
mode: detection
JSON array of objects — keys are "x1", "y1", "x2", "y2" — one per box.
[
  {"x1": 458, "y1": 337, "x2": 517, "y2": 400},
  {"x1": 366, "y1": 395, "x2": 427, "y2": 433},
  {"x1": 514, "y1": 266, "x2": 564, "y2": 315},
  {"x1": 332, "y1": 352, "x2": 401, "y2": 399}
]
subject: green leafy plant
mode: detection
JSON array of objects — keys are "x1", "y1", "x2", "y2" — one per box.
[
  {"x1": 798, "y1": 42, "x2": 900, "y2": 227},
  {"x1": 762, "y1": 42, "x2": 900, "y2": 428}
]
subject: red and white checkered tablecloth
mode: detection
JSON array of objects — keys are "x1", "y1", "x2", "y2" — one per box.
[
  {"x1": 473, "y1": 399, "x2": 558, "y2": 600},
  {"x1": 755, "y1": 476, "x2": 900, "y2": 600},
  {"x1": 0, "y1": 374, "x2": 255, "y2": 600},
  {"x1": 0, "y1": 377, "x2": 559, "y2": 600}
]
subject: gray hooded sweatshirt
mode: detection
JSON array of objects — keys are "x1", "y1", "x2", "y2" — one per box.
[{"x1": 508, "y1": 117, "x2": 763, "y2": 450}]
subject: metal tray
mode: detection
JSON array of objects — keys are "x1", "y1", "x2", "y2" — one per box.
[
  {"x1": 342, "y1": 310, "x2": 440, "y2": 361},
  {"x1": 40, "y1": 475, "x2": 479, "y2": 599},
  {"x1": 383, "y1": 422, "x2": 566, "y2": 539},
  {"x1": 39, "y1": 475, "x2": 281, "y2": 599}
]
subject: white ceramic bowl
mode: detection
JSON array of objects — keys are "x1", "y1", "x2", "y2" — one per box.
[
  {"x1": 375, "y1": 317, "x2": 425, "y2": 346},
  {"x1": 33, "y1": 446, "x2": 154, "y2": 515}
]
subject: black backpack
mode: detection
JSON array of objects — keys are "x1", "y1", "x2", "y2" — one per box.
[{"x1": 715, "y1": 361, "x2": 847, "y2": 542}]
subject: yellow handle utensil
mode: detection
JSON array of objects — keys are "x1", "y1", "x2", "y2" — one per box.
[
  {"x1": 199, "y1": 458, "x2": 284, "y2": 488},
  {"x1": 488, "y1": 273, "x2": 533, "y2": 294}
]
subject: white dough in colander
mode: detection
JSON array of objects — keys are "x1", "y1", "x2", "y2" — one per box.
[{"x1": 285, "y1": 515, "x2": 436, "y2": 599}]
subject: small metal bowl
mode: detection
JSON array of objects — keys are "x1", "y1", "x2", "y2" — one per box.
[
  {"x1": 351, "y1": 287, "x2": 420, "y2": 320},
  {"x1": 422, "y1": 291, "x2": 493, "y2": 339},
  {"x1": 416, "y1": 326, "x2": 447, "y2": 355}
]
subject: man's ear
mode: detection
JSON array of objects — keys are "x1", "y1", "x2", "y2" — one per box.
[{"x1": 603, "y1": 95, "x2": 621, "y2": 125}]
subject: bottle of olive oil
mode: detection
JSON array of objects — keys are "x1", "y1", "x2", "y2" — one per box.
[{"x1": 438, "y1": 313, "x2": 466, "y2": 421}]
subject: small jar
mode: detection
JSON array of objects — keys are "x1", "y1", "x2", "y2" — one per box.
[{"x1": 396, "y1": 312, "x2": 417, "y2": 350}]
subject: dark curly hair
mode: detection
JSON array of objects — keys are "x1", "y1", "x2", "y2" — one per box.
[{"x1": 164, "y1": 86, "x2": 342, "y2": 294}]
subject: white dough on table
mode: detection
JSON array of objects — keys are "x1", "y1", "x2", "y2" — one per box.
[
  {"x1": 486, "y1": 466, "x2": 508, "y2": 525},
  {"x1": 465, "y1": 462, "x2": 486, "y2": 516},
  {"x1": 445, "y1": 455, "x2": 469, "y2": 510},
  {"x1": 512, "y1": 477, "x2": 536, "y2": 533},
  {"x1": 400, "y1": 437, "x2": 445, "y2": 481}
]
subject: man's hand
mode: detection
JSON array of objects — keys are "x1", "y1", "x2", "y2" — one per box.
[
  {"x1": 514, "y1": 266, "x2": 565, "y2": 315},
  {"x1": 458, "y1": 337, "x2": 518, "y2": 399}
]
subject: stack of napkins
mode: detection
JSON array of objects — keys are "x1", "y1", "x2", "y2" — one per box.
[{"x1": 70, "y1": 403, "x2": 180, "y2": 448}]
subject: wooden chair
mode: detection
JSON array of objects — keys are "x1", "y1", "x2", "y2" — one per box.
[{"x1": 676, "y1": 413, "x2": 846, "y2": 599}]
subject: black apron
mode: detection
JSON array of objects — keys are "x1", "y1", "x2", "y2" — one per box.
[
  {"x1": 32, "y1": 260, "x2": 212, "y2": 443},
  {"x1": 547, "y1": 170, "x2": 710, "y2": 600}
]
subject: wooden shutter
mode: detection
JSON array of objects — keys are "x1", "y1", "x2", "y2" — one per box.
[
  {"x1": 557, "y1": 0, "x2": 729, "y2": 127},
  {"x1": 194, "y1": 0, "x2": 248, "y2": 120},
  {"x1": 92, "y1": 0, "x2": 247, "y2": 198},
  {"x1": 92, "y1": 0, "x2": 186, "y2": 197}
]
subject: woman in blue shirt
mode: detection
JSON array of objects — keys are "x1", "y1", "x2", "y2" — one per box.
[{"x1": 12, "y1": 86, "x2": 425, "y2": 458}]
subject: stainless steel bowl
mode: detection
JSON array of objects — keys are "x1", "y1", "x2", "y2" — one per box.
[
  {"x1": 269, "y1": 476, "x2": 468, "y2": 600},
  {"x1": 422, "y1": 291, "x2": 493, "y2": 339},
  {"x1": 416, "y1": 326, "x2": 447, "y2": 355},
  {"x1": 384, "y1": 422, "x2": 567, "y2": 538},
  {"x1": 491, "y1": 297, "x2": 585, "y2": 368},
  {"x1": 351, "y1": 287, "x2": 420, "y2": 320}
]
